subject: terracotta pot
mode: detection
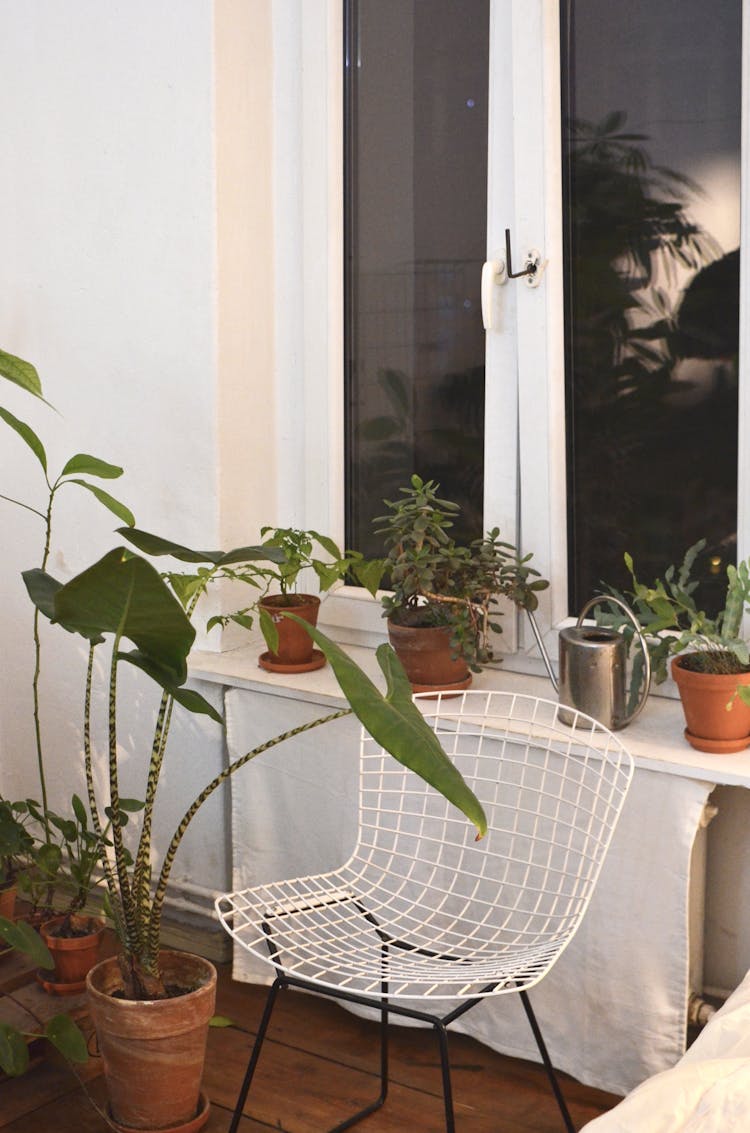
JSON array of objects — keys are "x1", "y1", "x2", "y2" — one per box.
[
  {"x1": 258, "y1": 593, "x2": 325, "y2": 672},
  {"x1": 671, "y1": 655, "x2": 750, "y2": 753},
  {"x1": 0, "y1": 882, "x2": 17, "y2": 921},
  {"x1": 86, "y1": 950, "x2": 216, "y2": 1133},
  {"x1": 387, "y1": 619, "x2": 472, "y2": 694},
  {"x1": 39, "y1": 914, "x2": 105, "y2": 993}
]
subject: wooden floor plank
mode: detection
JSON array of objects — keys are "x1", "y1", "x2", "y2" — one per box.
[{"x1": 0, "y1": 959, "x2": 621, "y2": 1132}]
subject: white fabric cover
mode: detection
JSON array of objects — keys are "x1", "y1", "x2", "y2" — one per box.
[
  {"x1": 583, "y1": 968, "x2": 750, "y2": 1131},
  {"x1": 226, "y1": 687, "x2": 713, "y2": 1095}
]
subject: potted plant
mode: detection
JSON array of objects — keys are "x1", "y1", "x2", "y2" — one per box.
[
  {"x1": 23, "y1": 539, "x2": 486, "y2": 1132},
  {"x1": 254, "y1": 526, "x2": 380, "y2": 672},
  {"x1": 603, "y1": 540, "x2": 750, "y2": 752},
  {"x1": 372, "y1": 475, "x2": 548, "y2": 692},
  {"x1": 0, "y1": 799, "x2": 34, "y2": 920}
]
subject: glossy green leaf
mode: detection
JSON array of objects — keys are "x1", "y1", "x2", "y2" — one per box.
[
  {"x1": 284, "y1": 617, "x2": 487, "y2": 837},
  {"x1": 208, "y1": 1015, "x2": 234, "y2": 1028},
  {"x1": 0, "y1": 406, "x2": 47, "y2": 471},
  {"x1": 0, "y1": 1023, "x2": 29, "y2": 1076},
  {"x1": 116, "y1": 527, "x2": 285, "y2": 567},
  {"x1": 0, "y1": 916, "x2": 54, "y2": 968},
  {"x1": 0, "y1": 348, "x2": 43, "y2": 399},
  {"x1": 61, "y1": 453, "x2": 124, "y2": 479},
  {"x1": 67, "y1": 480, "x2": 135, "y2": 526},
  {"x1": 53, "y1": 549, "x2": 195, "y2": 685},
  {"x1": 44, "y1": 1015, "x2": 88, "y2": 1063},
  {"x1": 23, "y1": 568, "x2": 105, "y2": 644},
  {"x1": 117, "y1": 650, "x2": 224, "y2": 724}
]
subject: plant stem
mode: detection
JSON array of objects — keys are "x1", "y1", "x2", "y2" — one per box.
[{"x1": 143, "y1": 708, "x2": 351, "y2": 968}]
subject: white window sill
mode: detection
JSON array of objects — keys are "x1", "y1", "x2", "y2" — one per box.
[{"x1": 189, "y1": 631, "x2": 750, "y2": 789}]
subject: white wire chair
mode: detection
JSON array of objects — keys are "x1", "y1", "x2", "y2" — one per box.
[{"x1": 216, "y1": 691, "x2": 634, "y2": 1133}]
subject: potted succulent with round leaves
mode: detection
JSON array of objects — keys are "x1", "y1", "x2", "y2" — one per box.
[
  {"x1": 255, "y1": 526, "x2": 381, "y2": 672},
  {"x1": 373, "y1": 475, "x2": 548, "y2": 692},
  {"x1": 24, "y1": 541, "x2": 486, "y2": 1133},
  {"x1": 602, "y1": 540, "x2": 750, "y2": 752}
]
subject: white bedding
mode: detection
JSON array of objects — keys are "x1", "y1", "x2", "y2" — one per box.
[{"x1": 583, "y1": 969, "x2": 750, "y2": 1131}]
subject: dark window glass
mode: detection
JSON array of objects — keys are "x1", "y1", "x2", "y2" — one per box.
[
  {"x1": 344, "y1": 0, "x2": 490, "y2": 556},
  {"x1": 562, "y1": 0, "x2": 742, "y2": 610}
]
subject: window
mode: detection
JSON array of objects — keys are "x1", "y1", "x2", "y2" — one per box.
[{"x1": 285, "y1": 1, "x2": 748, "y2": 661}]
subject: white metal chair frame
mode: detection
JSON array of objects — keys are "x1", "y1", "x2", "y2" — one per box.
[{"x1": 216, "y1": 691, "x2": 634, "y2": 1132}]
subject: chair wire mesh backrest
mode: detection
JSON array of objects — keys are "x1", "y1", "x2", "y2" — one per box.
[{"x1": 343, "y1": 690, "x2": 634, "y2": 987}]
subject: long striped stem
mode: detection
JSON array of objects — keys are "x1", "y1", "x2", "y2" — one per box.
[
  {"x1": 83, "y1": 642, "x2": 126, "y2": 941},
  {"x1": 132, "y1": 691, "x2": 174, "y2": 915},
  {"x1": 107, "y1": 630, "x2": 137, "y2": 950},
  {"x1": 143, "y1": 708, "x2": 351, "y2": 969}
]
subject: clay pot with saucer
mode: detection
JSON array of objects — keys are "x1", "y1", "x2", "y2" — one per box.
[
  {"x1": 671, "y1": 655, "x2": 750, "y2": 753},
  {"x1": 258, "y1": 593, "x2": 325, "y2": 673},
  {"x1": 39, "y1": 913, "x2": 106, "y2": 994}
]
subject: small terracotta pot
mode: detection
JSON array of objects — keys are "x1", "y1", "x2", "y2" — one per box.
[
  {"x1": 86, "y1": 950, "x2": 216, "y2": 1132},
  {"x1": 40, "y1": 914, "x2": 105, "y2": 993},
  {"x1": 258, "y1": 593, "x2": 324, "y2": 671},
  {"x1": 387, "y1": 619, "x2": 472, "y2": 694},
  {"x1": 0, "y1": 882, "x2": 17, "y2": 921},
  {"x1": 671, "y1": 655, "x2": 750, "y2": 753}
]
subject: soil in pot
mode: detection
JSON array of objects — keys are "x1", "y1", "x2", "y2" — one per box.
[
  {"x1": 671, "y1": 655, "x2": 750, "y2": 753},
  {"x1": 39, "y1": 913, "x2": 106, "y2": 994},
  {"x1": 387, "y1": 618, "x2": 472, "y2": 694},
  {"x1": 258, "y1": 593, "x2": 325, "y2": 672},
  {"x1": 86, "y1": 950, "x2": 216, "y2": 1133}
]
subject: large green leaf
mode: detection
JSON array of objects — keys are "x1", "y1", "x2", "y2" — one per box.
[
  {"x1": 67, "y1": 480, "x2": 135, "y2": 526},
  {"x1": 44, "y1": 1015, "x2": 88, "y2": 1063},
  {"x1": 52, "y1": 549, "x2": 195, "y2": 685},
  {"x1": 118, "y1": 650, "x2": 224, "y2": 724},
  {"x1": 22, "y1": 568, "x2": 105, "y2": 644},
  {"x1": 61, "y1": 453, "x2": 124, "y2": 479},
  {"x1": 0, "y1": 348, "x2": 43, "y2": 399},
  {"x1": 0, "y1": 1023, "x2": 29, "y2": 1076},
  {"x1": 284, "y1": 616, "x2": 487, "y2": 837},
  {"x1": 0, "y1": 916, "x2": 54, "y2": 968},
  {"x1": 0, "y1": 406, "x2": 47, "y2": 471},
  {"x1": 117, "y1": 527, "x2": 285, "y2": 566}
]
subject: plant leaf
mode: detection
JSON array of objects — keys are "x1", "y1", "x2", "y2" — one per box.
[
  {"x1": 117, "y1": 650, "x2": 224, "y2": 724},
  {"x1": 44, "y1": 1015, "x2": 89, "y2": 1063},
  {"x1": 0, "y1": 1023, "x2": 30, "y2": 1076},
  {"x1": 0, "y1": 916, "x2": 54, "y2": 968},
  {"x1": 208, "y1": 1015, "x2": 234, "y2": 1028},
  {"x1": 116, "y1": 527, "x2": 285, "y2": 567},
  {"x1": 61, "y1": 454, "x2": 124, "y2": 479},
  {"x1": 52, "y1": 548, "x2": 195, "y2": 684},
  {"x1": 66, "y1": 480, "x2": 135, "y2": 526},
  {"x1": 282, "y1": 616, "x2": 487, "y2": 837},
  {"x1": 0, "y1": 406, "x2": 47, "y2": 471},
  {"x1": 22, "y1": 568, "x2": 105, "y2": 644},
  {"x1": 0, "y1": 348, "x2": 43, "y2": 399}
]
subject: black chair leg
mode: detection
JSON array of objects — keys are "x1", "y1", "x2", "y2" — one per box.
[
  {"x1": 229, "y1": 980, "x2": 390, "y2": 1133},
  {"x1": 518, "y1": 989, "x2": 576, "y2": 1133},
  {"x1": 433, "y1": 1020, "x2": 456, "y2": 1133},
  {"x1": 228, "y1": 976, "x2": 283, "y2": 1133}
]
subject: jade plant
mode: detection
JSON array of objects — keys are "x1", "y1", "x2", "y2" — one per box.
[{"x1": 374, "y1": 475, "x2": 548, "y2": 670}]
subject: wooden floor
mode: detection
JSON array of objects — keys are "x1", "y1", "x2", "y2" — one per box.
[{"x1": 1, "y1": 958, "x2": 622, "y2": 1132}]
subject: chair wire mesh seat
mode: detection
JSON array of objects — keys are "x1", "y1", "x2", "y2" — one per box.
[{"x1": 216, "y1": 690, "x2": 634, "y2": 1132}]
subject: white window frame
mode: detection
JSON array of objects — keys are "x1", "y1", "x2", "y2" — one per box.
[{"x1": 272, "y1": 0, "x2": 750, "y2": 670}]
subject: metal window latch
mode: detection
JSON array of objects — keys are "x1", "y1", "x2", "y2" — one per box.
[{"x1": 505, "y1": 228, "x2": 547, "y2": 288}]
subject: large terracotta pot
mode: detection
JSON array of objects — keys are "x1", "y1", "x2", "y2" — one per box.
[
  {"x1": 671, "y1": 655, "x2": 750, "y2": 753},
  {"x1": 258, "y1": 593, "x2": 324, "y2": 672},
  {"x1": 387, "y1": 619, "x2": 472, "y2": 694},
  {"x1": 86, "y1": 950, "x2": 217, "y2": 1133},
  {"x1": 39, "y1": 914, "x2": 105, "y2": 994}
]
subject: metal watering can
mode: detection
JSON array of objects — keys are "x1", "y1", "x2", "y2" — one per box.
[{"x1": 528, "y1": 596, "x2": 651, "y2": 731}]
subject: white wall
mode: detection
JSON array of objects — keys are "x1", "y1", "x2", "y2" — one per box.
[{"x1": 0, "y1": 0, "x2": 276, "y2": 898}]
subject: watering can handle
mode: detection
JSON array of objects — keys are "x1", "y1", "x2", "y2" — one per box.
[{"x1": 576, "y1": 595, "x2": 652, "y2": 726}]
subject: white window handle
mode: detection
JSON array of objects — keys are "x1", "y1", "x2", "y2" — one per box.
[{"x1": 481, "y1": 259, "x2": 507, "y2": 330}]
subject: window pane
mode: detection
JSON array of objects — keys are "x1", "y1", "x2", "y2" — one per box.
[
  {"x1": 344, "y1": 0, "x2": 490, "y2": 556},
  {"x1": 562, "y1": 0, "x2": 741, "y2": 611}
]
